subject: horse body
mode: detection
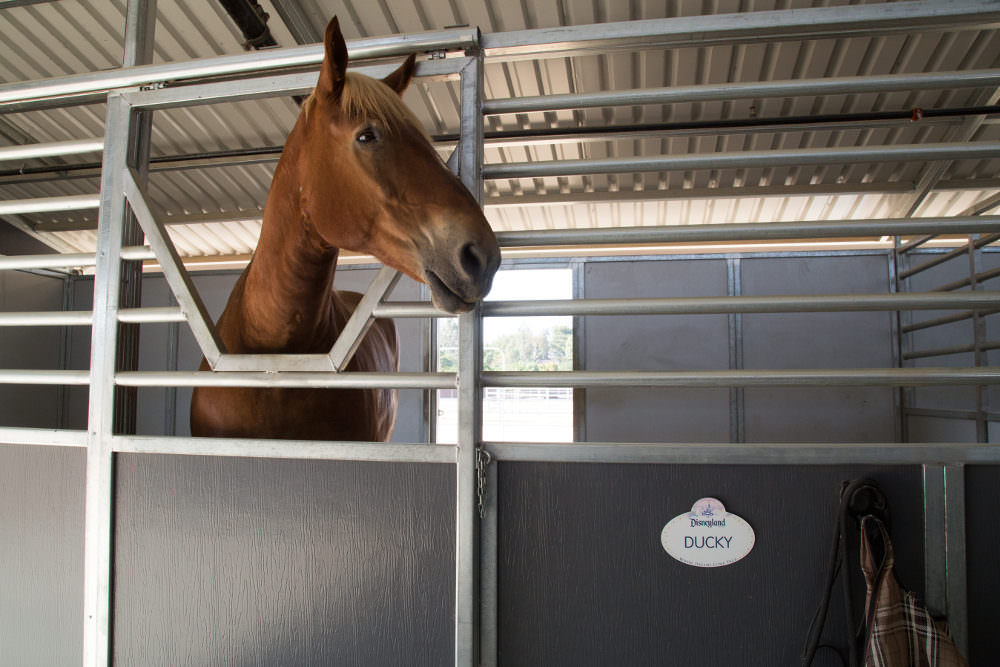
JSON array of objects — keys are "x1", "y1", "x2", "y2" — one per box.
[{"x1": 190, "y1": 17, "x2": 499, "y2": 441}]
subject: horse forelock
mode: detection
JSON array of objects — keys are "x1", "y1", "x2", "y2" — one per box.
[{"x1": 302, "y1": 72, "x2": 428, "y2": 141}]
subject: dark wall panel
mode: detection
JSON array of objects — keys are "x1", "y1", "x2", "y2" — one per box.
[
  {"x1": 0, "y1": 445, "x2": 85, "y2": 666},
  {"x1": 965, "y1": 464, "x2": 1000, "y2": 665},
  {"x1": 498, "y1": 462, "x2": 924, "y2": 667},
  {"x1": 113, "y1": 454, "x2": 455, "y2": 666}
]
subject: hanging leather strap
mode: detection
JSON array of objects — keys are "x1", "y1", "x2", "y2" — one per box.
[{"x1": 800, "y1": 479, "x2": 890, "y2": 667}]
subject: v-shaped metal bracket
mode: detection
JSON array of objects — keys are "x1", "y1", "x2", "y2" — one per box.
[{"x1": 122, "y1": 167, "x2": 403, "y2": 373}]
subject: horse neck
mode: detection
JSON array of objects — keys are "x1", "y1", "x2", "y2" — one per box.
[{"x1": 240, "y1": 147, "x2": 342, "y2": 351}]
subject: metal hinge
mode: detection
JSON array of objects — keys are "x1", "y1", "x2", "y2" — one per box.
[{"x1": 475, "y1": 447, "x2": 492, "y2": 519}]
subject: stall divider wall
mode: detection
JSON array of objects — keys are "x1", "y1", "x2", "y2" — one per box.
[{"x1": 2, "y1": 1, "x2": 1000, "y2": 665}]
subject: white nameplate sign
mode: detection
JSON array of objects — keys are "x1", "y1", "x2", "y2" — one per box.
[{"x1": 660, "y1": 497, "x2": 755, "y2": 568}]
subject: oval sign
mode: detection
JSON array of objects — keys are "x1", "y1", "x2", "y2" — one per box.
[{"x1": 660, "y1": 497, "x2": 755, "y2": 568}]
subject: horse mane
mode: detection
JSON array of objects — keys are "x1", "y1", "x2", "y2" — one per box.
[{"x1": 302, "y1": 71, "x2": 429, "y2": 140}]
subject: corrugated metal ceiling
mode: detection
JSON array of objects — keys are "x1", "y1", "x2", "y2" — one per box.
[{"x1": 1, "y1": 0, "x2": 999, "y2": 260}]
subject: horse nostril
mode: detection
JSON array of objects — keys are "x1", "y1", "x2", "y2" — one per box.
[{"x1": 460, "y1": 242, "x2": 484, "y2": 279}]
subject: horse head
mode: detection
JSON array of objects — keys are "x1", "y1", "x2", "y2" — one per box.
[{"x1": 294, "y1": 17, "x2": 500, "y2": 313}]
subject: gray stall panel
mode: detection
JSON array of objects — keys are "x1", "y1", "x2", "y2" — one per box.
[
  {"x1": 582, "y1": 260, "x2": 731, "y2": 442},
  {"x1": 742, "y1": 254, "x2": 895, "y2": 442},
  {"x1": 0, "y1": 271, "x2": 70, "y2": 428},
  {"x1": 113, "y1": 454, "x2": 455, "y2": 666},
  {"x1": 498, "y1": 462, "x2": 923, "y2": 667},
  {"x1": 0, "y1": 445, "x2": 85, "y2": 667}
]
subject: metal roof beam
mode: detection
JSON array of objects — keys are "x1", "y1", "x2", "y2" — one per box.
[{"x1": 269, "y1": 0, "x2": 323, "y2": 45}]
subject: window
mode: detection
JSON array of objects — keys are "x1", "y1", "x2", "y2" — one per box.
[{"x1": 436, "y1": 267, "x2": 574, "y2": 443}]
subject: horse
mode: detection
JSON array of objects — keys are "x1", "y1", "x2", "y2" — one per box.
[{"x1": 190, "y1": 17, "x2": 500, "y2": 441}]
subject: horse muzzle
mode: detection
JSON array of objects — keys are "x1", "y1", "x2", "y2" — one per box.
[{"x1": 424, "y1": 237, "x2": 501, "y2": 314}]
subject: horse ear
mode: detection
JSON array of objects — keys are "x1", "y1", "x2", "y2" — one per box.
[
  {"x1": 382, "y1": 54, "x2": 416, "y2": 95},
  {"x1": 319, "y1": 16, "x2": 348, "y2": 100}
]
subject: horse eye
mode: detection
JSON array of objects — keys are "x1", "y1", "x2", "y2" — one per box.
[{"x1": 356, "y1": 127, "x2": 379, "y2": 145}]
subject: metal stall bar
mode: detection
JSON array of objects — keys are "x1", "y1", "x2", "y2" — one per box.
[
  {"x1": 932, "y1": 266, "x2": 1000, "y2": 292},
  {"x1": 326, "y1": 267, "x2": 402, "y2": 372},
  {"x1": 484, "y1": 142, "x2": 1000, "y2": 179},
  {"x1": 480, "y1": 0, "x2": 1000, "y2": 60},
  {"x1": 0, "y1": 29, "x2": 479, "y2": 112},
  {"x1": 113, "y1": 434, "x2": 457, "y2": 463},
  {"x1": 0, "y1": 426, "x2": 88, "y2": 447},
  {"x1": 902, "y1": 309, "x2": 1000, "y2": 334},
  {"x1": 0, "y1": 247, "x2": 152, "y2": 271},
  {"x1": 483, "y1": 69, "x2": 1000, "y2": 115},
  {"x1": 483, "y1": 292, "x2": 1000, "y2": 317},
  {"x1": 121, "y1": 168, "x2": 224, "y2": 367},
  {"x1": 900, "y1": 235, "x2": 1000, "y2": 280},
  {"x1": 0, "y1": 311, "x2": 92, "y2": 326},
  {"x1": 897, "y1": 235, "x2": 940, "y2": 254},
  {"x1": 485, "y1": 441, "x2": 1000, "y2": 466},
  {"x1": 117, "y1": 306, "x2": 185, "y2": 323},
  {"x1": 0, "y1": 370, "x2": 90, "y2": 384},
  {"x1": 378, "y1": 292, "x2": 1000, "y2": 320},
  {"x1": 0, "y1": 194, "x2": 99, "y2": 215},
  {"x1": 456, "y1": 53, "x2": 485, "y2": 667},
  {"x1": 903, "y1": 341, "x2": 1000, "y2": 361},
  {"x1": 482, "y1": 368, "x2": 1000, "y2": 388},
  {"x1": 114, "y1": 371, "x2": 454, "y2": 388},
  {"x1": 0, "y1": 307, "x2": 191, "y2": 327},
  {"x1": 0, "y1": 138, "x2": 104, "y2": 161},
  {"x1": 495, "y1": 217, "x2": 1000, "y2": 247},
  {"x1": 122, "y1": 58, "x2": 467, "y2": 110}
]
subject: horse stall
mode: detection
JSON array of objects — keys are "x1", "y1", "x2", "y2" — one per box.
[{"x1": 1, "y1": 1, "x2": 999, "y2": 665}]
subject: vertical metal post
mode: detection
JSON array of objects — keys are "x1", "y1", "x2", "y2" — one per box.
[
  {"x1": 83, "y1": 2, "x2": 157, "y2": 663},
  {"x1": 888, "y1": 247, "x2": 904, "y2": 442},
  {"x1": 922, "y1": 464, "x2": 948, "y2": 618},
  {"x1": 572, "y1": 259, "x2": 586, "y2": 443},
  {"x1": 116, "y1": 0, "x2": 157, "y2": 435},
  {"x1": 84, "y1": 90, "x2": 131, "y2": 667},
  {"x1": 968, "y1": 235, "x2": 988, "y2": 442},
  {"x1": 944, "y1": 464, "x2": 969, "y2": 656},
  {"x1": 456, "y1": 52, "x2": 484, "y2": 667},
  {"x1": 165, "y1": 321, "x2": 179, "y2": 435},
  {"x1": 727, "y1": 258, "x2": 744, "y2": 443}
]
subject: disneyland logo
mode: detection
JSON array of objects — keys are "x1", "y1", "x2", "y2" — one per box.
[{"x1": 689, "y1": 517, "x2": 726, "y2": 528}]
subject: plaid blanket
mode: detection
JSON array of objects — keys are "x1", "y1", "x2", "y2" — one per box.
[{"x1": 861, "y1": 517, "x2": 968, "y2": 667}]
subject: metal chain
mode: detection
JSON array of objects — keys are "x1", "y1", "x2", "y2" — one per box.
[{"x1": 475, "y1": 448, "x2": 492, "y2": 519}]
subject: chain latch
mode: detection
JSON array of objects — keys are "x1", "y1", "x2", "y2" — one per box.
[{"x1": 475, "y1": 447, "x2": 492, "y2": 519}]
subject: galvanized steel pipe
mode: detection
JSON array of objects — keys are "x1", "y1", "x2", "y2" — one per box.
[
  {"x1": 0, "y1": 28, "x2": 479, "y2": 107},
  {"x1": 483, "y1": 368, "x2": 1000, "y2": 388},
  {"x1": 496, "y1": 216, "x2": 1000, "y2": 247},
  {"x1": 0, "y1": 138, "x2": 104, "y2": 162},
  {"x1": 114, "y1": 371, "x2": 457, "y2": 389},
  {"x1": 0, "y1": 194, "x2": 99, "y2": 215},
  {"x1": 484, "y1": 142, "x2": 1000, "y2": 179},
  {"x1": 483, "y1": 292, "x2": 1000, "y2": 317},
  {"x1": 484, "y1": 69, "x2": 1000, "y2": 115}
]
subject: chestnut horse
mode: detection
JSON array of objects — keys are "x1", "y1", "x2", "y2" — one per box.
[{"x1": 190, "y1": 17, "x2": 500, "y2": 441}]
